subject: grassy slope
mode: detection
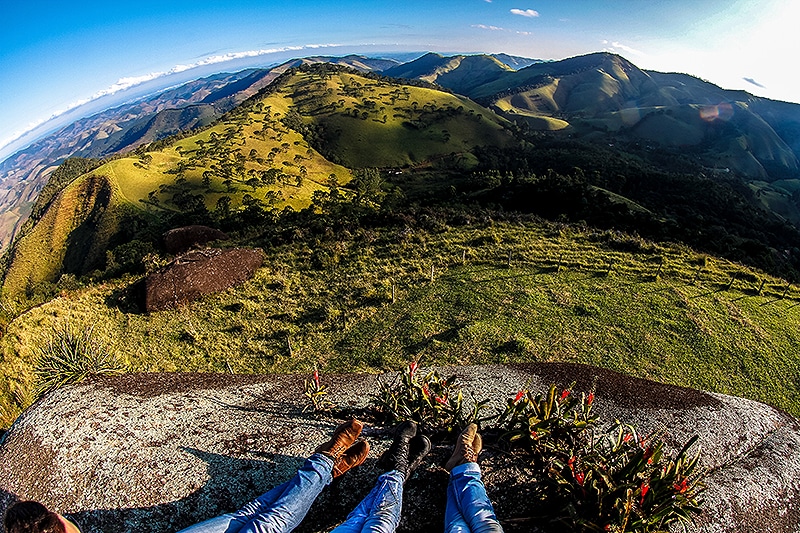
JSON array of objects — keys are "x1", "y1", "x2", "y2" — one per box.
[
  {"x1": 283, "y1": 71, "x2": 514, "y2": 167},
  {"x1": 1, "y1": 68, "x2": 516, "y2": 300},
  {"x1": 2, "y1": 220, "x2": 800, "y2": 426},
  {"x1": 2, "y1": 174, "x2": 131, "y2": 298}
]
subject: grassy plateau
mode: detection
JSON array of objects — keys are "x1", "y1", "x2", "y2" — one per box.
[{"x1": 2, "y1": 220, "x2": 800, "y2": 427}]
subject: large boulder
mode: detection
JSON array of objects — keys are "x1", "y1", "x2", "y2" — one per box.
[
  {"x1": 162, "y1": 226, "x2": 229, "y2": 255},
  {"x1": 141, "y1": 248, "x2": 264, "y2": 312},
  {"x1": 0, "y1": 364, "x2": 798, "y2": 533}
]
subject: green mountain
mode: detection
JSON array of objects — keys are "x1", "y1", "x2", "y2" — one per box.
[
  {"x1": 3, "y1": 61, "x2": 800, "y2": 432},
  {"x1": 390, "y1": 52, "x2": 800, "y2": 184},
  {"x1": 0, "y1": 65, "x2": 515, "y2": 298},
  {"x1": 382, "y1": 52, "x2": 514, "y2": 94}
]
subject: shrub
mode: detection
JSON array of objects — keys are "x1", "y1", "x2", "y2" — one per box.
[
  {"x1": 371, "y1": 362, "x2": 489, "y2": 435},
  {"x1": 495, "y1": 384, "x2": 705, "y2": 532},
  {"x1": 33, "y1": 323, "x2": 125, "y2": 397},
  {"x1": 370, "y1": 367, "x2": 705, "y2": 532}
]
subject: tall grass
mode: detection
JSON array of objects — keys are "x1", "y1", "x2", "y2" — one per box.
[{"x1": 33, "y1": 322, "x2": 125, "y2": 397}]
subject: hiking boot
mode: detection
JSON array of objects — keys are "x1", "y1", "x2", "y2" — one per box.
[
  {"x1": 403, "y1": 434, "x2": 432, "y2": 483},
  {"x1": 315, "y1": 419, "x2": 363, "y2": 460},
  {"x1": 378, "y1": 420, "x2": 418, "y2": 478},
  {"x1": 445, "y1": 423, "x2": 483, "y2": 472},
  {"x1": 332, "y1": 439, "x2": 370, "y2": 477}
]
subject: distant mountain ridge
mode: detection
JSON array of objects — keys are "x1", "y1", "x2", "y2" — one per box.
[
  {"x1": 0, "y1": 55, "x2": 399, "y2": 250},
  {"x1": 2, "y1": 50, "x2": 800, "y2": 255}
]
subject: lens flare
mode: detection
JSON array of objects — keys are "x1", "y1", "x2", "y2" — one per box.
[{"x1": 700, "y1": 102, "x2": 734, "y2": 122}]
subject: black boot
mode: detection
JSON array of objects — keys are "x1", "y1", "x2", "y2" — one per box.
[
  {"x1": 404, "y1": 434, "x2": 432, "y2": 482},
  {"x1": 379, "y1": 420, "x2": 417, "y2": 477},
  {"x1": 379, "y1": 421, "x2": 432, "y2": 482}
]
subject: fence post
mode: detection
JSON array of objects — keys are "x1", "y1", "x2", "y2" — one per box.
[
  {"x1": 783, "y1": 283, "x2": 791, "y2": 299},
  {"x1": 392, "y1": 282, "x2": 396, "y2": 303},
  {"x1": 430, "y1": 265, "x2": 435, "y2": 283},
  {"x1": 757, "y1": 279, "x2": 766, "y2": 295},
  {"x1": 726, "y1": 273, "x2": 736, "y2": 291},
  {"x1": 507, "y1": 250, "x2": 512, "y2": 268},
  {"x1": 462, "y1": 249, "x2": 466, "y2": 264},
  {"x1": 655, "y1": 261, "x2": 664, "y2": 279}
]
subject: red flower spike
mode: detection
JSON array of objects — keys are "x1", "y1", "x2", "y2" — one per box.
[
  {"x1": 560, "y1": 389, "x2": 570, "y2": 400},
  {"x1": 435, "y1": 395, "x2": 448, "y2": 405},
  {"x1": 623, "y1": 433, "x2": 633, "y2": 443},
  {"x1": 643, "y1": 447, "x2": 654, "y2": 464},
  {"x1": 422, "y1": 384, "x2": 430, "y2": 397},
  {"x1": 640, "y1": 483, "x2": 650, "y2": 506},
  {"x1": 409, "y1": 361, "x2": 418, "y2": 377},
  {"x1": 514, "y1": 390, "x2": 526, "y2": 403},
  {"x1": 575, "y1": 471, "x2": 585, "y2": 485},
  {"x1": 674, "y1": 478, "x2": 689, "y2": 494},
  {"x1": 567, "y1": 456, "x2": 576, "y2": 472},
  {"x1": 530, "y1": 430, "x2": 539, "y2": 439},
  {"x1": 313, "y1": 369, "x2": 320, "y2": 388},
  {"x1": 587, "y1": 392, "x2": 594, "y2": 406}
]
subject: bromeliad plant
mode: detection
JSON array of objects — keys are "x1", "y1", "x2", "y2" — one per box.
[
  {"x1": 496, "y1": 385, "x2": 705, "y2": 532},
  {"x1": 303, "y1": 367, "x2": 333, "y2": 413},
  {"x1": 371, "y1": 361, "x2": 489, "y2": 434},
  {"x1": 496, "y1": 383, "x2": 598, "y2": 454}
]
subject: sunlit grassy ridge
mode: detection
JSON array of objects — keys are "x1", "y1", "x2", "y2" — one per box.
[
  {"x1": 1, "y1": 67, "x2": 519, "y2": 300},
  {"x1": 2, "y1": 220, "x2": 799, "y2": 426}
]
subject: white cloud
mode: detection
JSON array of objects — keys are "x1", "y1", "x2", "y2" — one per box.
[
  {"x1": 601, "y1": 40, "x2": 646, "y2": 58},
  {"x1": 0, "y1": 44, "x2": 339, "y2": 154},
  {"x1": 510, "y1": 8, "x2": 540, "y2": 18},
  {"x1": 473, "y1": 24, "x2": 505, "y2": 31}
]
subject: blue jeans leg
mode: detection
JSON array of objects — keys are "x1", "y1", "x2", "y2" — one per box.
[
  {"x1": 444, "y1": 463, "x2": 503, "y2": 533},
  {"x1": 177, "y1": 453, "x2": 334, "y2": 533},
  {"x1": 331, "y1": 470, "x2": 404, "y2": 533}
]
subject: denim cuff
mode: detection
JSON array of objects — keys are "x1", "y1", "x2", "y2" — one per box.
[
  {"x1": 450, "y1": 462, "x2": 481, "y2": 477},
  {"x1": 310, "y1": 452, "x2": 335, "y2": 472}
]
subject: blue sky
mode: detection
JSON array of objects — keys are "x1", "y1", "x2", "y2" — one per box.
[{"x1": 1, "y1": 0, "x2": 798, "y2": 158}]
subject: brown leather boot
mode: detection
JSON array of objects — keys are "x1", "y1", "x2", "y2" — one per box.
[
  {"x1": 332, "y1": 439, "x2": 370, "y2": 477},
  {"x1": 445, "y1": 423, "x2": 483, "y2": 472},
  {"x1": 315, "y1": 419, "x2": 363, "y2": 460}
]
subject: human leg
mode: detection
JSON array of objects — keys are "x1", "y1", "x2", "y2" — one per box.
[
  {"x1": 443, "y1": 424, "x2": 502, "y2": 533},
  {"x1": 332, "y1": 421, "x2": 431, "y2": 533},
  {"x1": 176, "y1": 453, "x2": 334, "y2": 533},
  {"x1": 331, "y1": 470, "x2": 405, "y2": 533},
  {"x1": 445, "y1": 463, "x2": 502, "y2": 533},
  {"x1": 178, "y1": 420, "x2": 369, "y2": 533}
]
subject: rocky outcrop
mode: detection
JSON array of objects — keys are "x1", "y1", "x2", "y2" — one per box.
[
  {"x1": 140, "y1": 248, "x2": 264, "y2": 312},
  {"x1": 162, "y1": 226, "x2": 229, "y2": 255},
  {"x1": 0, "y1": 363, "x2": 798, "y2": 532}
]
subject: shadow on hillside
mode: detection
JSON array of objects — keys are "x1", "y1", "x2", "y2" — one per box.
[{"x1": 104, "y1": 280, "x2": 146, "y2": 315}]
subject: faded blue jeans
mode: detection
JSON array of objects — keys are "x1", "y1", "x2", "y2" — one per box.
[
  {"x1": 176, "y1": 453, "x2": 403, "y2": 533},
  {"x1": 445, "y1": 463, "x2": 503, "y2": 533}
]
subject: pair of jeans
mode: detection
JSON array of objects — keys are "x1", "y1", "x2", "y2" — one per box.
[
  {"x1": 176, "y1": 453, "x2": 403, "y2": 533},
  {"x1": 444, "y1": 463, "x2": 503, "y2": 533}
]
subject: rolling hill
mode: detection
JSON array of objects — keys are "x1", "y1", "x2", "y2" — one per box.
[
  {"x1": 3, "y1": 56, "x2": 800, "y2": 438},
  {"x1": 0, "y1": 64, "x2": 516, "y2": 298},
  {"x1": 0, "y1": 56, "x2": 401, "y2": 253}
]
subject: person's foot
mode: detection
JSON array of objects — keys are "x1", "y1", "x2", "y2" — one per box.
[
  {"x1": 378, "y1": 420, "x2": 418, "y2": 478},
  {"x1": 445, "y1": 423, "x2": 482, "y2": 472},
  {"x1": 332, "y1": 439, "x2": 370, "y2": 477},
  {"x1": 404, "y1": 434, "x2": 432, "y2": 482},
  {"x1": 315, "y1": 419, "x2": 363, "y2": 460}
]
